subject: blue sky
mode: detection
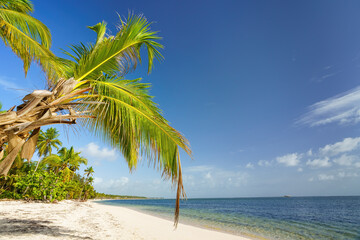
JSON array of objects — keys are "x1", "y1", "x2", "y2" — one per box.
[{"x1": 1, "y1": 0, "x2": 360, "y2": 198}]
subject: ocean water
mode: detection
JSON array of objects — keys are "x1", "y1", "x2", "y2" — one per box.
[{"x1": 98, "y1": 196, "x2": 360, "y2": 240}]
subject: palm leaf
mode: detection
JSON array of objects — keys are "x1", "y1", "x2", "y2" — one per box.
[
  {"x1": 0, "y1": 0, "x2": 33, "y2": 14},
  {"x1": 71, "y1": 14, "x2": 163, "y2": 81},
  {"x1": 88, "y1": 21, "x2": 107, "y2": 46},
  {"x1": 0, "y1": 8, "x2": 67, "y2": 79}
]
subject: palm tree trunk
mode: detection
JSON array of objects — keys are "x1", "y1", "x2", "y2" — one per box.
[
  {"x1": 33, "y1": 159, "x2": 42, "y2": 174},
  {"x1": 79, "y1": 177, "x2": 87, "y2": 201}
]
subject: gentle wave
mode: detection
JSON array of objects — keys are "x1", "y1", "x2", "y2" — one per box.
[{"x1": 98, "y1": 196, "x2": 360, "y2": 239}]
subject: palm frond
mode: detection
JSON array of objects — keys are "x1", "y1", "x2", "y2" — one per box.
[
  {"x1": 70, "y1": 14, "x2": 163, "y2": 82},
  {"x1": 88, "y1": 21, "x2": 107, "y2": 46},
  {"x1": 0, "y1": 0, "x2": 33, "y2": 14},
  {"x1": 41, "y1": 154, "x2": 61, "y2": 166},
  {"x1": 0, "y1": 8, "x2": 67, "y2": 79},
  {"x1": 76, "y1": 76, "x2": 191, "y2": 173},
  {"x1": 73, "y1": 76, "x2": 189, "y2": 224}
]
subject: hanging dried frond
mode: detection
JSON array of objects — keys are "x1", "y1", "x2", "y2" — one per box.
[{"x1": 20, "y1": 127, "x2": 40, "y2": 161}]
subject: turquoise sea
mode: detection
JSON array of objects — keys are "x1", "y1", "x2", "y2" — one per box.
[{"x1": 98, "y1": 196, "x2": 360, "y2": 240}]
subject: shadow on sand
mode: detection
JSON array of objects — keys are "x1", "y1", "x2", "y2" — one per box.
[{"x1": 0, "y1": 218, "x2": 92, "y2": 239}]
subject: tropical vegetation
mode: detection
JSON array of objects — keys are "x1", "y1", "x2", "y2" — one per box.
[
  {"x1": 0, "y1": 127, "x2": 96, "y2": 201},
  {"x1": 95, "y1": 193, "x2": 147, "y2": 199},
  {"x1": 0, "y1": 0, "x2": 190, "y2": 224}
]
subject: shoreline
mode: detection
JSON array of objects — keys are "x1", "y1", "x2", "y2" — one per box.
[
  {"x1": 0, "y1": 200, "x2": 252, "y2": 240},
  {"x1": 93, "y1": 201, "x2": 256, "y2": 240},
  {"x1": 94, "y1": 200, "x2": 262, "y2": 239}
]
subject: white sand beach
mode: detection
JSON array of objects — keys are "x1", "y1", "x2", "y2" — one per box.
[{"x1": 0, "y1": 200, "x2": 251, "y2": 240}]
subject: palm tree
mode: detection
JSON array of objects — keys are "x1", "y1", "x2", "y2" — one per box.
[
  {"x1": 37, "y1": 128, "x2": 62, "y2": 157},
  {"x1": 33, "y1": 128, "x2": 62, "y2": 172},
  {"x1": 42, "y1": 146, "x2": 87, "y2": 174},
  {"x1": 0, "y1": 103, "x2": 4, "y2": 160},
  {"x1": 0, "y1": 3, "x2": 191, "y2": 225},
  {"x1": 80, "y1": 166, "x2": 94, "y2": 200},
  {"x1": 84, "y1": 166, "x2": 94, "y2": 178}
]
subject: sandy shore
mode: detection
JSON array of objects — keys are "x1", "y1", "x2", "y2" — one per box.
[{"x1": 0, "y1": 200, "x2": 251, "y2": 240}]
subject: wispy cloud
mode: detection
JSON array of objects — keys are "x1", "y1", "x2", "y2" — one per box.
[
  {"x1": 276, "y1": 153, "x2": 301, "y2": 167},
  {"x1": 338, "y1": 171, "x2": 358, "y2": 178},
  {"x1": 0, "y1": 76, "x2": 28, "y2": 98},
  {"x1": 93, "y1": 177, "x2": 130, "y2": 192},
  {"x1": 0, "y1": 77, "x2": 20, "y2": 90},
  {"x1": 79, "y1": 142, "x2": 117, "y2": 165},
  {"x1": 245, "y1": 162, "x2": 254, "y2": 169},
  {"x1": 185, "y1": 165, "x2": 214, "y2": 172},
  {"x1": 297, "y1": 86, "x2": 360, "y2": 127},
  {"x1": 262, "y1": 137, "x2": 360, "y2": 176},
  {"x1": 319, "y1": 137, "x2": 360, "y2": 156},
  {"x1": 183, "y1": 168, "x2": 249, "y2": 190},
  {"x1": 333, "y1": 154, "x2": 358, "y2": 166},
  {"x1": 318, "y1": 174, "x2": 335, "y2": 181},
  {"x1": 257, "y1": 160, "x2": 272, "y2": 167},
  {"x1": 306, "y1": 157, "x2": 332, "y2": 168}
]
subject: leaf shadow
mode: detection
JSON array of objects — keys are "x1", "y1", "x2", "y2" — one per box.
[{"x1": 0, "y1": 218, "x2": 92, "y2": 239}]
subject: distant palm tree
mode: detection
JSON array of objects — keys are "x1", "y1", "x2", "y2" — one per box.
[
  {"x1": 42, "y1": 146, "x2": 87, "y2": 173},
  {"x1": 37, "y1": 128, "x2": 62, "y2": 157},
  {"x1": 0, "y1": 103, "x2": 4, "y2": 159},
  {"x1": 80, "y1": 166, "x2": 94, "y2": 200},
  {"x1": 84, "y1": 166, "x2": 94, "y2": 178},
  {"x1": 33, "y1": 128, "x2": 62, "y2": 172}
]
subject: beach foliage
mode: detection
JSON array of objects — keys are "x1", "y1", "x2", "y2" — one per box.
[{"x1": 0, "y1": 129, "x2": 96, "y2": 201}]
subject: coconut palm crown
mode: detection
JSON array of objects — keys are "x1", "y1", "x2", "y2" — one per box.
[
  {"x1": 37, "y1": 128, "x2": 62, "y2": 157},
  {"x1": 0, "y1": 7, "x2": 191, "y2": 225},
  {"x1": 42, "y1": 146, "x2": 87, "y2": 173}
]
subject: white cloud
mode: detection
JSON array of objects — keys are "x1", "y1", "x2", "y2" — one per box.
[
  {"x1": 306, "y1": 157, "x2": 332, "y2": 168},
  {"x1": 93, "y1": 177, "x2": 103, "y2": 184},
  {"x1": 205, "y1": 172, "x2": 212, "y2": 179},
  {"x1": 333, "y1": 154, "x2": 357, "y2": 166},
  {"x1": 297, "y1": 86, "x2": 360, "y2": 126},
  {"x1": 255, "y1": 137, "x2": 360, "y2": 174},
  {"x1": 94, "y1": 177, "x2": 129, "y2": 189},
  {"x1": 307, "y1": 149, "x2": 313, "y2": 156},
  {"x1": 184, "y1": 168, "x2": 249, "y2": 190},
  {"x1": 111, "y1": 177, "x2": 129, "y2": 186},
  {"x1": 257, "y1": 160, "x2": 272, "y2": 167},
  {"x1": 318, "y1": 174, "x2": 334, "y2": 181},
  {"x1": 276, "y1": 153, "x2": 301, "y2": 167},
  {"x1": 246, "y1": 162, "x2": 254, "y2": 169},
  {"x1": 185, "y1": 165, "x2": 213, "y2": 172},
  {"x1": 338, "y1": 171, "x2": 358, "y2": 178},
  {"x1": 348, "y1": 172, "x2": 358, "y2": 177},
  {"x1": 80, "y1": 142, "x2": 117, "y2": 162},
  {"x1": 319, "y1": 137, "x2": 360, "y2": 156},
  {"x1": 308, "y1": 171, "x2": 359, "y2": 182},
  {"x1": 338, "y1": 172, "x2": 346, "y2": 178}
]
